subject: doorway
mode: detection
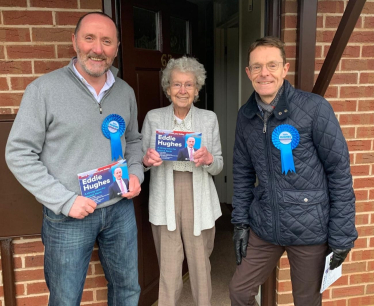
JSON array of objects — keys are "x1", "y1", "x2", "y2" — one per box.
[{"x1": 104, "y1": 0, "x2": 277, "y2": 305}]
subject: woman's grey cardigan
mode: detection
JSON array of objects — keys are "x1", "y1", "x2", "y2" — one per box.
[{"x1": 141, "y1": 104, "x2": 223, "y2": 236}]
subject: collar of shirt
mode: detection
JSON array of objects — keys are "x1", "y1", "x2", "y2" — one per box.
[
  {"x1": 257, "y1": 104, "x2": 264, "y2": 117},
  {"x1": 173, "y1": 105, "x2": 193, "y2": 130},
  {"x1": 72, "y1": 59, "x2": 115, "y2": 103}
]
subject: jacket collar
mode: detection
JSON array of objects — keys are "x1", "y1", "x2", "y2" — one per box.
[{"x1": 242, "y1": 80, "x2": 294, "y2": 120}]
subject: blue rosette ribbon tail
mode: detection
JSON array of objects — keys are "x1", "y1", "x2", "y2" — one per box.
[
  {"x1": 102, "y1": 114, "x2": 126, "y2": 161},
  {"x1": 272, "y1": 124, "x2": 300, "y2": 175}
]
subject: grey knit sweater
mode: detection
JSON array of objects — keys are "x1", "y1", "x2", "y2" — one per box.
[{"x1": 6, "y1": 59, "x2": 143, "y2": 216}]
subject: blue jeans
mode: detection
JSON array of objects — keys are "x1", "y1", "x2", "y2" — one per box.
[{"x1": 42, "y1": 199, "x2": 140, "y2": 306}]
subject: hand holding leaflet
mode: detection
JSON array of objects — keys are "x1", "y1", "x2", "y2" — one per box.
[
  {"x1": 320, "y1": 252, "x2": 342, "y2": 293},
  {"x1": 330, "y1": 248, "x2": 350, "y2": 270},
  {"x1": 193, "y1": 146, "x2": 213, "y2": 167},
  {"x1": 143, "y1": 148, "x2": 163, "y2": 167},
  {"x1": 121, "y1": 174, "x2": 141, "y2": 199}
]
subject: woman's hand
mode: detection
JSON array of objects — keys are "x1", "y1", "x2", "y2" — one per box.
[
  {"x1": 193, "y1": 146, "x2": 213, "y2": 167},
  {"x1": 143, "y1": 148, "x2": 163, "y2": 167}
]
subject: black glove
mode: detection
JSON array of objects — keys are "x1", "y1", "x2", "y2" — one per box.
[
  {"x1": 329, "y1": 248, "x2": 350, "y2": 270},
  {"x1": 233, "y1": 224, "x2": 250, "y2": 265}
]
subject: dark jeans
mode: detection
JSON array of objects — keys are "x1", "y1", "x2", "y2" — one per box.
[
  {"x1": 229, "y1": 230, "x2": 328, "y2": 306},
  {"x1": 42, "y1": 198, "x2": 140, "y2": 306}
]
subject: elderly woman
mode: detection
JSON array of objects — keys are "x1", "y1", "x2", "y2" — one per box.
[{"x1": 141, "y1": 56, "x2": 223, "y2": 306}]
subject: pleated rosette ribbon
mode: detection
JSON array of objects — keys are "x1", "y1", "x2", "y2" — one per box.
[
  {"x1": 272, "y1": 124, "x2": 300, "y2": 174},
  {"x1": 102, "y1": 114, "x2": 126, "y2": 161}
]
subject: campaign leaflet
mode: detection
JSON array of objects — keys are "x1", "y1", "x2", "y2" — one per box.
[
  {"x1": 155, "y1": 129, "x2": 202, "y2": 161},
  {"x1": 320, "y1": 252, "x2": 342, "y2": 293},
  {"x1": 77, "y1": 159, "x2": 129, "y2": 205}
]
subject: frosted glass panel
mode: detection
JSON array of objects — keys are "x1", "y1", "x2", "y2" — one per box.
[{"x1": 134, "y1": 7, "x2": 158, "y2": 50}]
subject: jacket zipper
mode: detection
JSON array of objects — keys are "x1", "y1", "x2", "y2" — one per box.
[
  {"x1": 260, "y1": 114, "x2": 280, "y2": 244},
  {"x1": 97, "y1": 88, "x2": 113, "y2": 114},
  {"x1": 68, "y1": 68, "x2": 113, "y2": 115}
]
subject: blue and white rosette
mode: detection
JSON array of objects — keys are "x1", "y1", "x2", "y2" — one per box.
[
  {"x1": 102, "y1": 114, "x2": 126, "y2": 161},
  {"x1": 272, "y1": 124, "x2": 299, "y2": 175}
]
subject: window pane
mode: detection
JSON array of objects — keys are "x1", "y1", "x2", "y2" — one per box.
[
  {"x1": 134, "y1": 7, "x2": 158, "y2": 50},
  {"x1": 170, "y1": 17, "x2": 188, "y2": 54}
]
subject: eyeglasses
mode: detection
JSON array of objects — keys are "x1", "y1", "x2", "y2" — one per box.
[
  {"x1": 171, "y1": 82, "x2": 196, "y2": 90},
  {"x1": 248, "y1": 61, "x2": 284, "y2": 74}
]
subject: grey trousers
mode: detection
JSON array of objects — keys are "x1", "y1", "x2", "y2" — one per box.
[
  {"x1": 152, "y1": 171, "x2": 215, "y2": 306},
  {"x1": 229, "y1": 230, "x2": 328, "y2": 306}
]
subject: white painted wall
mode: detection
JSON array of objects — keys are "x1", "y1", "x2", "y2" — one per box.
[
  {"x1": 239, "y1": 0, "x2": 265, "y2": 106},
  {"x1": 214, "y1": 0, "x2": 264, "y2": 205},
  {"x1": 214, "y1": 25, "x2": 227, "y2": 203},
  {"x1": 225, "y1": 27, "x2": 239, "y2": 204}
]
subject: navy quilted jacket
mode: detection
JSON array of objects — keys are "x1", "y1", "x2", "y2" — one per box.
[{"x1": 232, "y1": 80, "x2": 357, "y2": 249}]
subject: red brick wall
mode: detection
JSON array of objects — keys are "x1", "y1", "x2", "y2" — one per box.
[
  {"x1": 0, "y1": 0, "x2": 101, "y2": 114},
  {"x1": 279, "y1": 0, "x2": 374, "y2": 305},
  {"x1": 0, "y1": 1, "x2": 107, "y2": 305}
]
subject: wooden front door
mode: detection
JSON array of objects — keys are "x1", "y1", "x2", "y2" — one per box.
[{"x1": 115, "y1": 1, "x2": 198, "y2": 304}]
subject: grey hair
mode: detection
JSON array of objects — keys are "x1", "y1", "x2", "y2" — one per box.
[{"x1": 161, "y1": 56, "x2": 206, "y2": 102}]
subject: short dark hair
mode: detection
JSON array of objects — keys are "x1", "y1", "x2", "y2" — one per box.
[
  {"x1": 74, "y1": 12, "x2": 120, "y2": 42},
  {"x1": 247, "y1": 36, "x2": 286, "y2": 64}
]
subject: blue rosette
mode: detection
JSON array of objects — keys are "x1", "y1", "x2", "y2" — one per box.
[
  {"x1": 272, "y1": 124, "x2": 300, "y2": 174},
  {"x1": 102, "y1": 114, "x2": 126, "y2": 161}
]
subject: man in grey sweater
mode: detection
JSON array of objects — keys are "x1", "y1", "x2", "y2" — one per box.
[{"x1": 5, "y1": 12, "x2": 143, "y2": 306}]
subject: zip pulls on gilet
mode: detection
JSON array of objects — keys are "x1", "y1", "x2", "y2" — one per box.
[
  {"x1": 68, "y1": 68, "x2": 113, "y2": 114},
  {"x1": 258, "y1": 113, "x2": 281, "y2": 244},
  {"x1": 256, "y1": 113, "x2": 267, "y2": 133},
  {"x1": 98, "y1": 88, "x2": 113, "y2": 114},
  {"x1": 262, "y1": 115, "x2": 275, "y2": 133},
  {"x1": 95, "y1": 93, "x2": 108, "y2": 114}
]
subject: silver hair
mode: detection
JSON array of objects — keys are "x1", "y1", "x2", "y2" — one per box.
[{"x1": 161, "y1": 56, "x2": 206, "y2": 102}]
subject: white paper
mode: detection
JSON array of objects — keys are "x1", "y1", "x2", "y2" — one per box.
[{"x1": 320, "y1": 252, "x2": 342, "y2": 293}]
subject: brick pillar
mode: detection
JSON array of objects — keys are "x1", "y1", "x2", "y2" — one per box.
[{"x1": 278, "y1": 0, "x2": 374, "y2": 305}]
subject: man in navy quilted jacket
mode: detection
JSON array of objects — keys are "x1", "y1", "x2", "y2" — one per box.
[{"x1": 229, "y1": 36, "x2": 357, "y2": 306}]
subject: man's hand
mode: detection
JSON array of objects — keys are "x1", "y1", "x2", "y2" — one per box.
[
  {"x1": 329, "y1": 248, "x2": 350, "y2": 270},
  {"x1": 68, "y1": 196, "x2": 97, "y2": 219},
  {"x1": 233, "y1": 225, "x2": 250, "y2": 265},
  {"x1": 143, "y1": 148, "x2": 163, "y2": 167},
  {"x1": 122, "y1": 174, "x2": 141, "y2": 199},
  {"x1": 193, "y1": 146, "x2": 213, "y2": 167}
]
